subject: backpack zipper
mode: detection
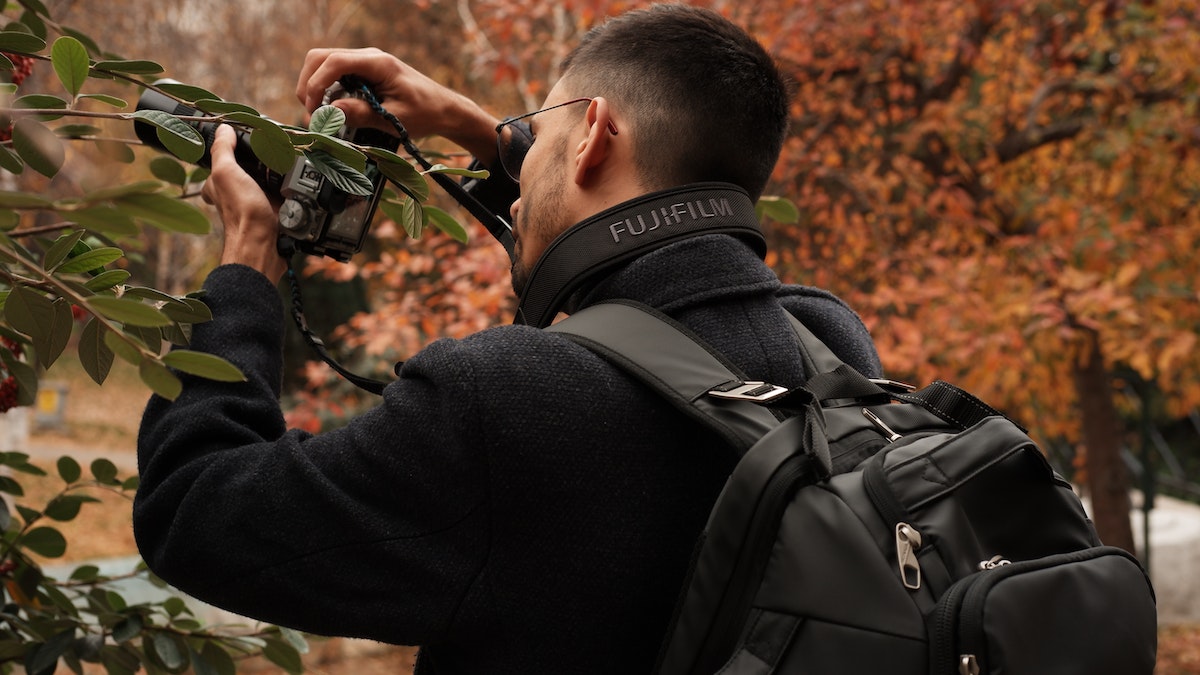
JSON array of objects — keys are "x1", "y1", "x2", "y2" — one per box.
[
  {"x1": 862, "y1": 451, "x2": 923, "y2": 590},
  {"x1": 931, "y1": 547, "x2": 1143, "y2": 674}
]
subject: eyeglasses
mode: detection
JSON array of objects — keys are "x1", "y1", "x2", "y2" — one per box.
[{"x1": 494, "y1": 97, "x2": 619, "y2": 183}]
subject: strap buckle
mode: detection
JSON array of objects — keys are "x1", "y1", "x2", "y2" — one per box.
[{"x1": 708, "y1": 380, "x2": 790, "y2": 403}]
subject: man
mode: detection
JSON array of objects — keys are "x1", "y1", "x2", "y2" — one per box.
[{"x1": 135, "y1": 5, "x2": 882, "y2": 673}]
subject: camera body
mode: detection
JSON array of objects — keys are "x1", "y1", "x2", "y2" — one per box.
[{"x1": 135, "y1": 81, "x2": 398, "y2": 262}]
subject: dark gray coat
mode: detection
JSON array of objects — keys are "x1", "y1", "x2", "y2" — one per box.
[{"x1": 135, "y1": 231, "x2": 880, "y2": 674}]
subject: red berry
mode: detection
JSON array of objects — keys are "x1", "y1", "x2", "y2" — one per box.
[
  {"x1": 0, "y1": 337, "x2": 23, "y2": 414},
  {"x1": 0, "y1": 52, "x2": 34, "y2": 143},
  {"x1": 2, "y1": 52, "x2": 34, "y2": 87}
]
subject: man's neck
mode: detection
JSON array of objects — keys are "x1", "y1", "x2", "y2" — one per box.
[{"x1": 514, "y1": 183, "x2": 766, "y2": 328}]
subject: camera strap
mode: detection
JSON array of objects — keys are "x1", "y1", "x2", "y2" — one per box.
[
  {"x1": 343, "y1": 78, "x2": 517, "y2": 261},
  {"x1": 514, "y1": 183, "x2": 767, "y2": 328},
  {"x1": 280, "y1": 239, "x2": 389, "y2": 395}
]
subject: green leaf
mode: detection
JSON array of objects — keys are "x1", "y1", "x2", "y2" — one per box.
[
  {"x1": 147, "y1": 629, "x2": 186, "y2": 671},
  {"x1": 57, "y1": 455, "x2": 81, "y2": 483},
  {"x1": 87, "y1": 296, "x2": 171, "y2": 327},
  {"x1": 90, "y1": 458, "x2": 118, "y2": 484},
  {"x1": 0, "y1": 31, "x2": 46, "y2": 53},
  {"x1": 93, "y1": 59, "x2": 163, "y2": 75},
  {"x1": 11, "y1": 293, "x2": 76, "y2": 365},
  {"x1": 19, "y1": 11, "x2": 48, "y2": 42},
  {"x1": 45, "y1": 494, "x2": 99, "y2": 521},
  {"x1": 381, "y1": 198, "x2": 423, "y2": 239},
  {"x1": 82, "y1": 180, "x2": 163, "y2": 202},
  {"x1": 249, "y1": 123, "x2": 297, "y2": 174},
  {"x1": 18, "y1": 0, "x2": 51, "y2": 19},
  {"x1": 130, "y1": 110, "x2": 204, "y2": 163},
  {"x1": 424, "y1": 205, "x2": 470, "y2": 243},
  {"x1": 5, "y1": 282, "x2": 54, "y2": 337},
  {"x1": 424, "y1": 163, "x2": 490, "y2": 180},
  {"x1": 55, "y1": 123, "x2": 102, "y2": 137},
  {"x1": 103, "y1": 330, "x2": 142, "y2": 366},
  {"x1": 156, "y1": 81, "x2": 219, "y2": 104},
  {"x1": 43, "y1": 229, "x2": 86, "y2": 271},
  {"x1": 57, "y1": 246, "x2": 122, "y2": 275},
  {"x1": 13, "y1": 93, "x2": 68, "y2": 120},
  {"x1": 67, "y1": 205, "x2": 137, "y2": 236},
  {"x1": 0, "y1": 191, "x2": 49, "y2": 208},
  {"x1": 22, "y1": 526, "x2": 66, "y2": 557},
  {"x1": 59, "y1": 25, "x2": 100, "y2": 56},
  {"x1": 140, "y1": 360, "x2": 182, "y2": 400},
  {"x1": 126, "y1": 324, "x2": 161, "y2": 354},
  {"x1": 50, "y1": 36, "x2": 89, "y2": 98},
  {"x1": 277, "y1": 627, "x2": 309, "y2": 654},
  {"x1": 148, "y1": 157, "x2": 188, "y2": 186},
  {"x1": 0, "y1": 474, "x2": 23, "y2": 495},
  {"x1": 261, "y1": 638, "x2": 303, "y2": 675},
  {"x1": 193, "y1": 99, "x2": 258, "y2": 115},
  {"x1": 16, "y1": 504, "x2": 40, "y2": 524},
  {"x1": 159, "y1": 298, "x2": 210, "y2": 324},
  {"x1": 754, "y1": 195, "x2": 800, "y2": 224},
  {"x1": 0, "y1": 144, "x2": 24, "y2": 174},
  {"x1": 110, "y1": 615, "x2": 142, "y2": 644},
  {"x1": 25, "y1": 628, "x2": 75, "y2": 675},
  {"x1": 70, "y1": 564, "x2": 100, "y2": 581},
  {"x1": 366, "y1": 147, "x2": 430, "y2": 201},
  {"x1": 77, "y1": 93, "x2": 127, "y2": 109},
  {"x1": 304, "y1": 151, "x2": 374, "y2": 196},
  {"x1": 12, "y1": 118, "x2": 64, "y2": 178},
  {"x1": 162, "y1": 350, "x2": 246, "y2": 382},
  {"x1": 84, "y1": 268, "x2": 131, "y2": 291},
  {"x1": 308, "y1": 105, "x2": 346, "y2": 135},
  {"x1": 79, "y1": 317, "x2": 114, "y2": 385},
  {"x1": 308, "y1": 134, "x2": 368, "y2": 172},
  {"x1": 194, "y1": 642, "x2": 236, "y2": 675},
  {"x1": 0, "y1": 348, "x2": 37, "y2": 406},
  {"x1": 113, "y1": 193, "x2": 210, "y2": 234},
  {"x1": 96, "y1": 139, "x2": 136, "y2": 164}
]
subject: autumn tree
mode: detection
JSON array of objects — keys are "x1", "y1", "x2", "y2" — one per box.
[{"x1": 729, "y1": 0, "x2": 1200, "y2": 552}]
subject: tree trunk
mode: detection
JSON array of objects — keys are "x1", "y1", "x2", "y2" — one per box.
[{"x1": 1073, "y1": 327, "x2": 1136, "y2": 553}]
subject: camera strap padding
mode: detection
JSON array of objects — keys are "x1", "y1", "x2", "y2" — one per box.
[{"x1": 514, "y1": 183, "x2": 767, "y2": 328}]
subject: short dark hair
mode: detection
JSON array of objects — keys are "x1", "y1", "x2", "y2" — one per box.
[{"x1": 561, "y1": 4, "x2": 790, "y2": 200}]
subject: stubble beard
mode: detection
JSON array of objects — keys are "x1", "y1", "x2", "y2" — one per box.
[{"x1": 509, "y1": 173, "x2": 567, "y2": 298}]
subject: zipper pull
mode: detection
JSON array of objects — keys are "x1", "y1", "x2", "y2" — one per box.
[
  {"x1": 959, "y1": 655, "x2": 980, "y2": 675},
  {"x1": 895, "y1": 522, "x2": 923, "y2": 590},
  {"x1": 862, "y1": 408, "x2": 902, "y2": 442}
]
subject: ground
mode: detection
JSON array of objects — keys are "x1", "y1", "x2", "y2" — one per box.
[{"x1": 13, "y1": 354, "x2": 1200, "y2": 673}]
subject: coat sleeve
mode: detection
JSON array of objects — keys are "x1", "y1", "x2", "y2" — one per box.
[{"x1": 134, "y1": 264, "x2": 489, "y2": 645}]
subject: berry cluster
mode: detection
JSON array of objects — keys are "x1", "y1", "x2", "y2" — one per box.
[
  {"x1": 0, "y1": 52, "x2": 34, "y2": 143},
  {"x1": 4, "y1": 52, "x2": 33, "y2": 87},
  {"x1": 0, "y1": 337, "x2": 24, "y2": 414}
]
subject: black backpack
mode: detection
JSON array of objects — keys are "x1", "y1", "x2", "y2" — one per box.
[{"x1": 549, "y1": 300, "x2": 1157, "y2": 675}]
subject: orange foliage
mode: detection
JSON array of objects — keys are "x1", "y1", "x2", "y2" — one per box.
[{"x1": 311, "y1": 0, "x2": 1199, "y2": 455}]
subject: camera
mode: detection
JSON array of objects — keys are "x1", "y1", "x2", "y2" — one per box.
[{"x1": 134, "y1": 81, "x2": 398, "y2": 262}]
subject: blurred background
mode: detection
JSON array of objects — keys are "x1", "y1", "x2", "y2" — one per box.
[{"x1": 2, "y1": 0, "x2": 1197, "y2": 672}]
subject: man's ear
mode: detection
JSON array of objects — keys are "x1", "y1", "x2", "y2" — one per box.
[{"x1": 574, "y1": 97, "x2": 616, "y2": 186}]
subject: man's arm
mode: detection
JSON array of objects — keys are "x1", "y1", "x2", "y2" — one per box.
[{"x1": 134, "y1": 265, "x2": 491, "y2": 643}]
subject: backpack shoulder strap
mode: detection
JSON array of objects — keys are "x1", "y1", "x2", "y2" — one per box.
[{"x1": 547, "y1": 300, "x2": 782, "y2": 454}]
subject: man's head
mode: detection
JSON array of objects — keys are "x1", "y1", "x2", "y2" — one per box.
[
  {"x1": 508, "y1": 4, "x2": 790, "y2": 295},
  {"x1": 560, "y1": 4, "x2": 791, "y2": 201}
]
